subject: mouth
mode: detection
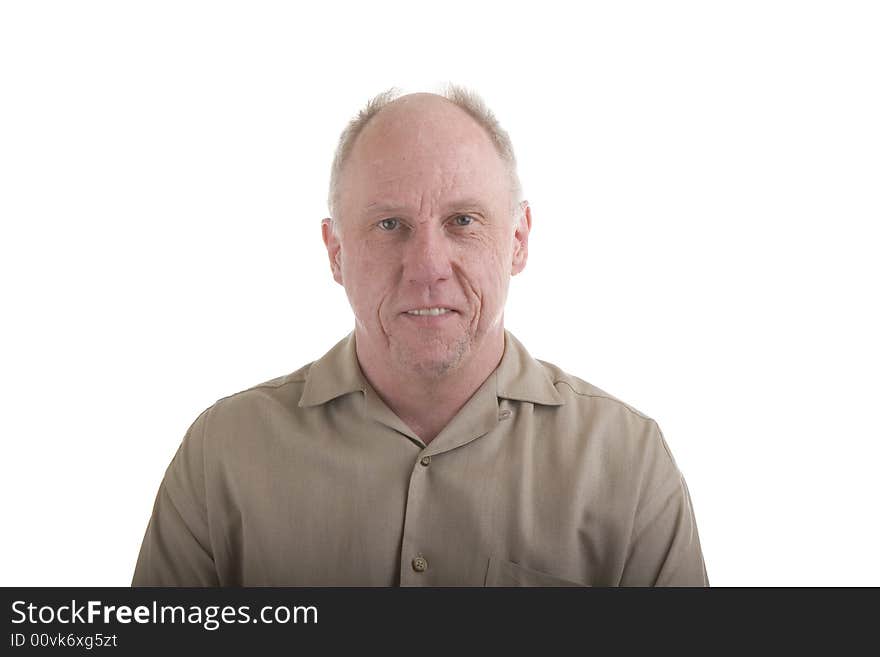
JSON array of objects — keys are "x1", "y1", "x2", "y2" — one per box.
[
  {"x1": 403, "y1": 307, "x2": 457, "y2": 317},
  {"x1": 400, "y1": 307, "x2": 459, "y2": 325}
]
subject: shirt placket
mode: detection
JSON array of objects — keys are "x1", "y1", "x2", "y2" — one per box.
[{"x1": 396, "y1": 374, "x2": 501, "y2": 586}]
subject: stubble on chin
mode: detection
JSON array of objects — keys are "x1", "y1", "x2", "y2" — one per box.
[{"x1": 390, "y1": 330, "x2": 473, "y2": 381}]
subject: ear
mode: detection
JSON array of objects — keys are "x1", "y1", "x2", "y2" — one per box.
[
  {"x1": 510, "y1": 201, "x2": 532, "y2": 276},
  {"x1": 321, "y1": 218, "x2": 344, "y2": 286}
]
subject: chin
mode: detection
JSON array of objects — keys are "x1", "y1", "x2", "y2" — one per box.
[
  {"x1": 393, "y1": 336, "x2": 471, "y2": 378},
  {"x1": 411, "y1": 356, "x2": 461, "y2": 379}
]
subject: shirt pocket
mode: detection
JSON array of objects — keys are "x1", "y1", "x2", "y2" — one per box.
[{"x1": 483, "y1": 556, "x2": 586, "y2": 587}]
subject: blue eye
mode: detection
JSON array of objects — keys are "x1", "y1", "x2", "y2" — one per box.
[
  {"x1": 453, "y1": 215, "x2": 474, "y2": 226},
  {"x1": 379, "y1": 218, "x2": 400, "y2": 231}
]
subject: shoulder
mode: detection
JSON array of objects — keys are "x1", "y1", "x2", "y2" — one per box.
[
  {"x1": 195, "y1": 362, "x2": 315, "y2": 436},
  {"x1": 221, "y1": 363, "x2": 311, "y2": 406},
  {"x1": 530, "y1": 356, "x2": 674, "y2": 464},
  {"x1": 537, "y1": 357, "x2": 656, "y2": 424}
]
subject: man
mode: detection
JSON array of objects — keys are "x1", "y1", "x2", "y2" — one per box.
[{"x1": 132, "y1": 86, "x2": 709, "y2": 586}]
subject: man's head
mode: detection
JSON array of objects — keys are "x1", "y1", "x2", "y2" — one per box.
[{"x1": 321, "y1": 86, "x2": 531, "y2": 381}]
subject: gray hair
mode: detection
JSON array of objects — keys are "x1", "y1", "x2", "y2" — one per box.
[{"x1": 327, "y1": 84, "x2": 524, "y2": 234}]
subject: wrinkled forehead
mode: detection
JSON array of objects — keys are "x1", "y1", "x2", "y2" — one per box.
[{"x1": 340, "y1": 102, "x2": 510, "y2": 215}]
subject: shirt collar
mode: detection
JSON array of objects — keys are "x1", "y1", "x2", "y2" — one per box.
[
  {"x1": 298, "y1": 332, "x2": 365, "y2": 407},
  {"x1": 495, "y1": 331, "x2": 565, "y2": 406},
  {"x1": 299, "y1": 329, "x2": 564, "y2": 408}
]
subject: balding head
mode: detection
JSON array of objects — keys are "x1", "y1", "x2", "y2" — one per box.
[{"x1": 327, "y1": 86, "x2": 522, "y2": 234}]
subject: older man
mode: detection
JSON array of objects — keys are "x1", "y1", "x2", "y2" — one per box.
[{"x1": 133, "y1": 86, "x2": 708, "y2": 587}]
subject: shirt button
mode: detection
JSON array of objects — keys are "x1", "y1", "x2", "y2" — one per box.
[
  {"x1": 499, "y1": 409, "x2": 512, "y2": 420},
  {"x1": 420, "y1": 455, "x2": 431, "y2": 467},
  {"x1": 412, "y1": 555, "x2": 428, "y2": 572}
]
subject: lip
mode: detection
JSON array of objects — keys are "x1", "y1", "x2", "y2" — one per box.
[
  {"x1": 399, "y1": 308, "x2": 459, "y2": 325},
  {"x1": 399, "y1": 305, "x2": 460, "y2": 315}
]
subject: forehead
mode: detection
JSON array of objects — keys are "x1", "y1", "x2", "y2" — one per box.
[{"x1": 342, "y1": 97, "x2": 509, "y2": 212}]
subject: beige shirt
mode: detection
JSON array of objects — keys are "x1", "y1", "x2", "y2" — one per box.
[{"x1": 133, "y1": 331, "x2": 708, "y2": 587}]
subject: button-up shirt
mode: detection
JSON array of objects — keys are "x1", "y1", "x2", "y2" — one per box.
[{"x1": 132, "y1": 330, "x2": 709, "y2": 586}]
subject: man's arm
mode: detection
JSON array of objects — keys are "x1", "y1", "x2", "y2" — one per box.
[
  {"x1": 619, "y1": 422, "x2": 709, "y2": 586},
  {"x1": 132, "y1": 407, "x2": 220, "y2": 586}
]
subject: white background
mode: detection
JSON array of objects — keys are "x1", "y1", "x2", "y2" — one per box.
[{"x1": 1, "y1": 1, "x2": 877, "y2": 587}]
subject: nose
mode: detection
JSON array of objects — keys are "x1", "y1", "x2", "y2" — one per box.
[{"x1": 401, "y1": 224, "x2": 453, "y2": 286}]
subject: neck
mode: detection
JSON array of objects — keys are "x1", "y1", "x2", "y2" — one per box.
[{"x1": 355, "y1": 328, "x2": 505, "y2": 445}]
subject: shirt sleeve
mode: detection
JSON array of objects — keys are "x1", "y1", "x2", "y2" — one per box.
[
  {"x1": 132, "y1": 407, "x2": 220, "y2": 586},
  {"x1": 619, "y1": 422, "x2": 709, "y2": 587}
]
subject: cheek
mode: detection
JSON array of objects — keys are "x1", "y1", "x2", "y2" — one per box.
[
  {"x1": 469, "y1": 236, "x2": 511, "y2": 283},
  {"x1": 459, "y1": 251, "x2": 510, "y2": 312},
  {"x1": 343, "y1": 249, "x2": 397, "y2": 312}
]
